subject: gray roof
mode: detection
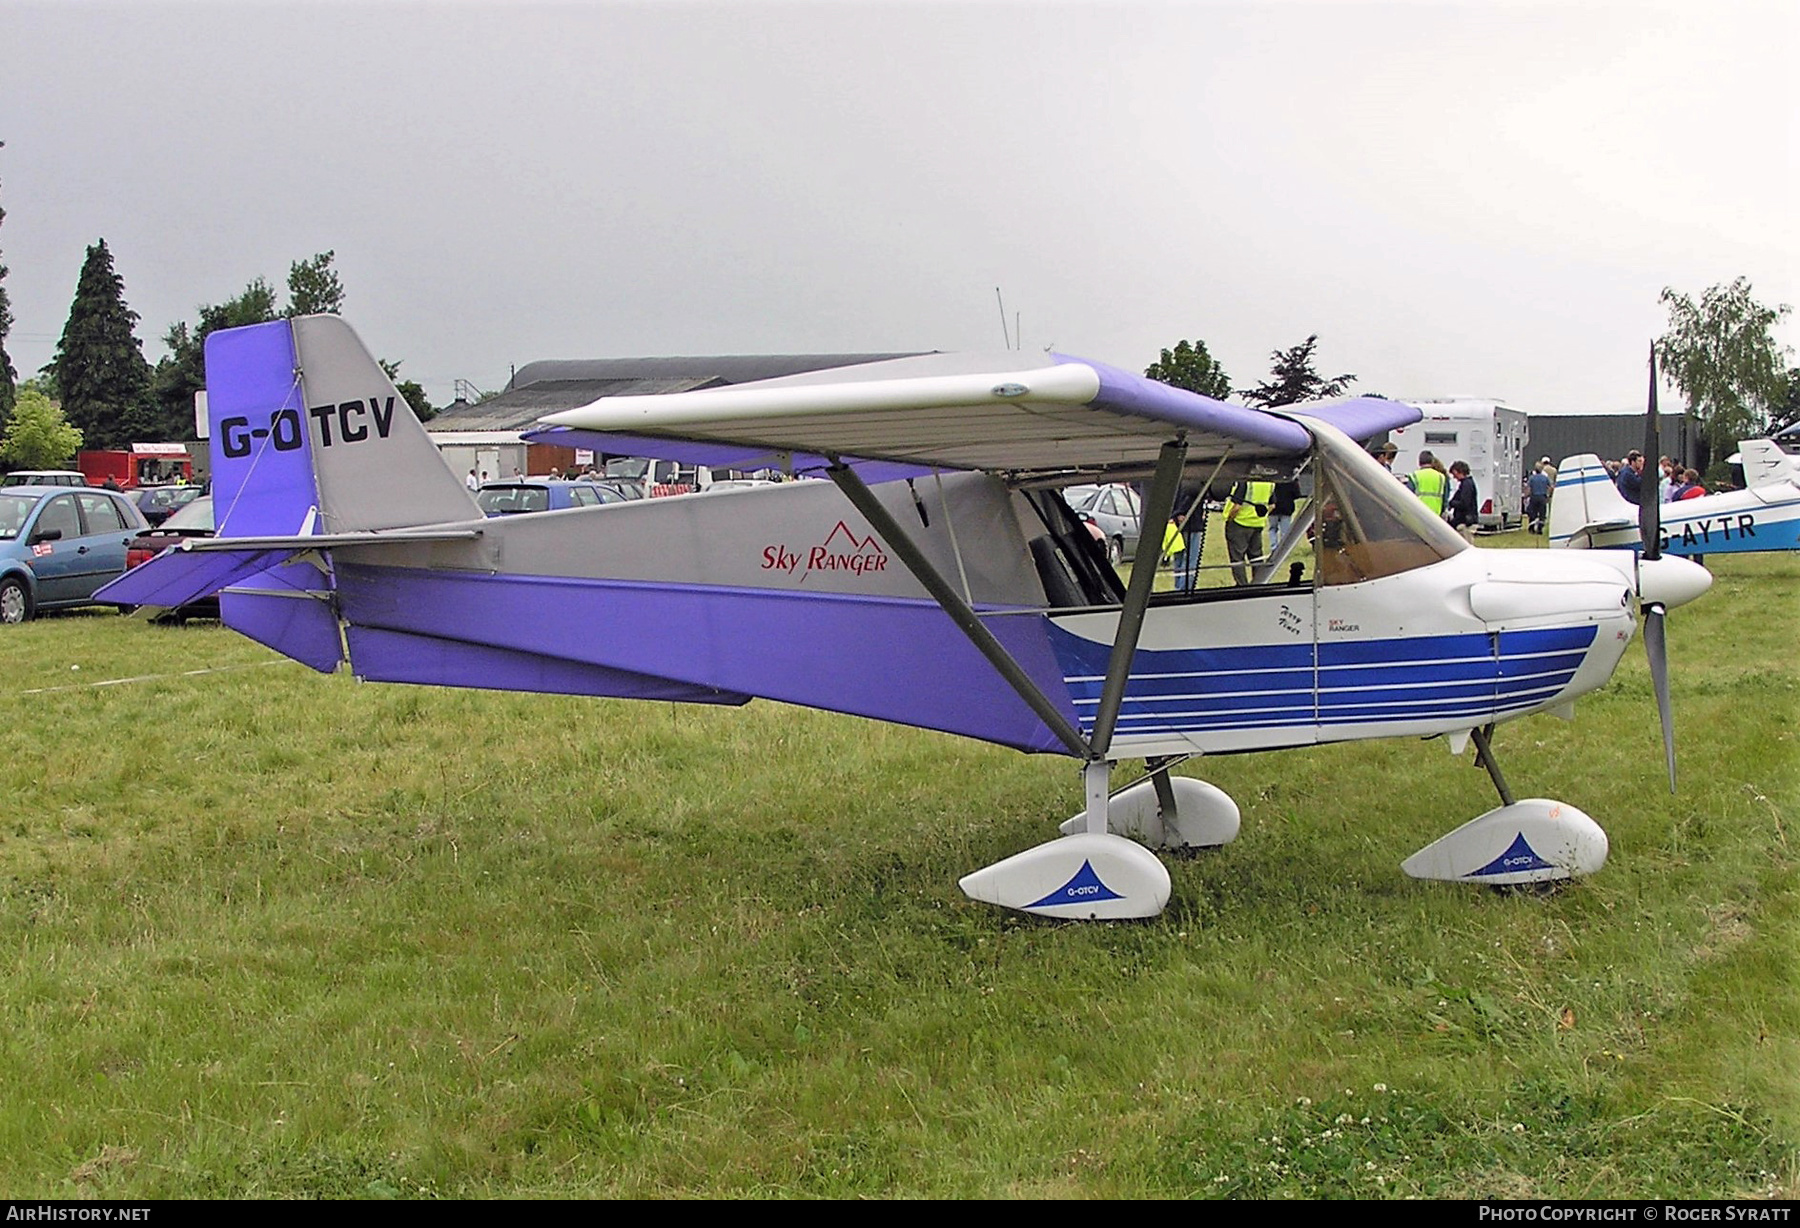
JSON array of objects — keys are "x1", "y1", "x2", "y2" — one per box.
[{"x1": 432, "y1": 353, "x2": 928, "y2": 433}]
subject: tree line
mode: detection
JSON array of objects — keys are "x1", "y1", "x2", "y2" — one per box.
[
  {"x1": 0, "y1": 147, "x2": 436, "y2": 466},
  {"x1": 1147, "y1": 310, "x2": 1797, "y2": 475},
  {"x1": 2, "y1": 242, "x2": 433, "y2": 460}
]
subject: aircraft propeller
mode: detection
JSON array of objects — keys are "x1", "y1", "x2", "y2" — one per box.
[{"x1": 1638, "y1": 344, "x2": 1678, "y2": 792}]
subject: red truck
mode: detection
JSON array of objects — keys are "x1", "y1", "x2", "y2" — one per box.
[{"x1": 78, "y1": 444, "x2": 194, "y2": 489}]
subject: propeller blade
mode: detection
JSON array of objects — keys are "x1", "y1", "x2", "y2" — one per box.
[
  {"x1": 1642, "y1": 600, "x2": 1676, "y2": 793},
  {"x1": 1639, "y1": 344, "x2": 1663, "y2": 562}
]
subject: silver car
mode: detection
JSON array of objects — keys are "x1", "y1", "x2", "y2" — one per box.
[{"x1": 1066, "y1": 483, "x2": 1142, "y2": 565}]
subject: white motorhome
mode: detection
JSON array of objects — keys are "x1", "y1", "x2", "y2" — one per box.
[{"x1": 1388, "y1": 398, "x2": 1528, "y2": 529}]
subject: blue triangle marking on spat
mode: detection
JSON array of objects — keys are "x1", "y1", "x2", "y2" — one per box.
[
  {"x1": 1027, "y1": 860, "x2": 1126, "y2": 910},
  {"x1": 1467, "y1": 832, "x2": 1555, "y2": 878}
]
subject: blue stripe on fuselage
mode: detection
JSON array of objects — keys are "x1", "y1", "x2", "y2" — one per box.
[{"x1": 1050, "y1": 623, "x2": 1597, "y2": 736}]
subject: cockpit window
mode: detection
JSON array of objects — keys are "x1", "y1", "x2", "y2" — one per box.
[{"x1": 1307, "y1": 423, "x2": 1466, "y2": 585}]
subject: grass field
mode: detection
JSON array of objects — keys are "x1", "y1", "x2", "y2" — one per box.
[{"x1": 0, "y1": 539, "x2": 1794, "y2": 1198}]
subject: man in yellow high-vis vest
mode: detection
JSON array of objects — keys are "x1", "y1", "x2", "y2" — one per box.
[
  {"x1": 1223, "y1": 478, "x2": 1275, "y2": 586},
  {"x1": 1410, "y1": 451, "x2": 1448, "y2": 517}
]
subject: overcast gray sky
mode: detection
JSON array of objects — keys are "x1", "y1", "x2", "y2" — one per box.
[{"x1": 2, "y1": 0, "x2": 1794, "y2": 413}]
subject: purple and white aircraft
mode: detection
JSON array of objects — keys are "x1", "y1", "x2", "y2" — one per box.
[{"x1": 103, "y1": 317, "x2": 1713, "y2": 919}]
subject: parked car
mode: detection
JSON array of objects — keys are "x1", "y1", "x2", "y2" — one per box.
[
  {"x1": 130, "y1": 483, "x2": 204, "y2": 527},
  {"x1": 475, "y1": 479, "x2": 637, "y2": 516},
  {"x1": 1065, "y1": 483, "x2": 1142, "y2": 565},
  {"x1": 696, "y1": 478, "x2": 779, "y2": 494},
  {"x1": 122, "y1": 495, "x2": 216, "y2": 620},
  {"x1": 0, "y1": 470, "x2": 87, "y2": 488},
  {"x1": 0, "y1": 485, "x2": 148, "y2": 623}
]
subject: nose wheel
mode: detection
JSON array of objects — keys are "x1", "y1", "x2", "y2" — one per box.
[{"x1": 1403, "y1": 725, "x2": 1608, "y2": 884}]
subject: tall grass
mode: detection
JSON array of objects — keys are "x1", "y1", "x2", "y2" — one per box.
[{"x1": 0, "y1": 549, "x2": 1793, "y2": 1197}]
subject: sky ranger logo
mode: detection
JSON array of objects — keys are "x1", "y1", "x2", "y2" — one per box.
[{"x1": 761, "y1": 521, "x2": 891, "y2": 582}]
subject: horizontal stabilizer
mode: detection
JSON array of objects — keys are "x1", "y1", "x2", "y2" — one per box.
[
  {"x1": 180, "y1": 528, "x2": 481, "y2": 552},
  {"x1": 96, "y1": 547, "x2": 307, "y2": 609},
  {"x1": 97, "y1": 527, "x2": 482, "y2": 609}
]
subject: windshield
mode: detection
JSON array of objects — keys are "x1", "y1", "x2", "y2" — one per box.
[
  {"x1": 476, "y1": 486, "x2": 550, "y2": 515},
  {"x1": 161, "y1": 497, "x2": 215, "y2": 532},
  {"x1": 1299, "y1": 418, "x2": 1466, "y2": 584},
  {"x1": 0, "y1": 492, "x2": 35, "y2": 538},
  {"x1": 141, "y1": 486, "x2": 201, "y2": 511}
]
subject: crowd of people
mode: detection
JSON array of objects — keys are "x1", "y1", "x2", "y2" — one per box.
[
  {"x1": 1370, "y1": 443, "x2": 1482, "y2": 542},
  {"x1": 1195, "y1": 438, "x2": 1711, "y2": 586},
  {"x1": 1601, "y1": 451, "x2": 1708, "y2": 507}
]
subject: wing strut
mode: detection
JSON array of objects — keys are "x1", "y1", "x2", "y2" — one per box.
[
  {"x1": 1089, "y1": 437, "x2": 1188, "y2": 758},
  {"x1": 824, "y1": 460, "x2": 1092, "y2": 760}
]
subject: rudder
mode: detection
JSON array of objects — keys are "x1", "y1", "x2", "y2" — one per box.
[{"x1": 1548, "y1": 453, "x2": 1636, "y2": 548}]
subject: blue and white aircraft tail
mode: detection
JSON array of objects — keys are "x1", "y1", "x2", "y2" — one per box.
[
  {"x1": 1549, "y1": 452, "x2": 1800, "y2": 557},
  {"x1": 1733, "y1": 438, "x2": 1800, "y2": 489},
  {"x1": 105, "y1": 315, "x2": 1718, "y2": 920}
]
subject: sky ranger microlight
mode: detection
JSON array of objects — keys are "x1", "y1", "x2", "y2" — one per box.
[{"x1": 104, "y1": 317, "x2": 1712, "y2": 918}]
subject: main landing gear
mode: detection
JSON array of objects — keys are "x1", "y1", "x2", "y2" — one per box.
[
  {"x1": 957, "y1": 759, "x2": 1241, "y2": 920},
  {"x1": 1401, "y1": 725, "x2": 1608, "y2": 886},
  {"x1": 956, "y1": 726, "x2": 1611, "y2": 920}
]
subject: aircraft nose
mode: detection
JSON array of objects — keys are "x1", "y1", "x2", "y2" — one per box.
[{"x1": 1637, "y1": 555, "x2": 1713, "y2": 609}]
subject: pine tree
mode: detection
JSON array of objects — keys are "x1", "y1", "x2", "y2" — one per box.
[
  {"x1": 0, "y1": 141, "x2": 17, "y2": 425},
  {"x1": 285, "y1": 250, "x2": 344, "y2": 317},
  {"x1": 1238, "y1": 335, "x2": 1355, "y2": 409},
  {"x1": 51, "y1": 239, "x2": 155, "y2": 449}
]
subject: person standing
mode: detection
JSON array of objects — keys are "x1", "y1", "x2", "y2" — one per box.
[
  {"x1": 1616, "y1": 450, "x2": 1646, "y2": 505},
  {"x1": 1267, "y1": 477, "x2": 1301, "y2": 553},
  {"x1": 1159, "y1": 514, "x2": 1186, "y2": 582},
  {"x1": 1446, "y1": 460, "x2": 1479, "y2": 543},
  {"x1": 1410, "y1": 451, "x2": 1448, "y2": 517},
  {"x1": 1223, "y1": 477, "x2": 1274, "y2": 586},
  {"x1": 1525, "y1": 461, "x2": 1551, "y2": 535},
  {"x1": 1373, "y1": 442, "x2": 1411, "y2": 489}
]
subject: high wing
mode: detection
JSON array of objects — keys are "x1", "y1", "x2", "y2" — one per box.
[{"x1": 530, "y1": 351, "x2": 1419, "y2": 478}]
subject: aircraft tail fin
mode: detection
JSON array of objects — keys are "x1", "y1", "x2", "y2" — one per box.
[
  {"x1": 205, "y1": 316, "x2": 479, "y2": 540},
  {"x1": 180, "y1": 316, "x2": 480, "y2": 675},
  {"x1": 1735, "y1": 438, "x2": 1800, "y2": 488},
  {"x1": 1548, "y1": 454, "x2": 1638, "y2": 548}
]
